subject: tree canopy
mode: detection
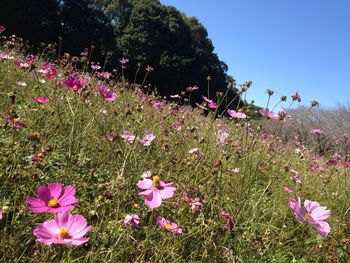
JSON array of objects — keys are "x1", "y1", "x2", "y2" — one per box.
[{"x1": 1, "y1": 0, "x2": 241, "y2": 105}]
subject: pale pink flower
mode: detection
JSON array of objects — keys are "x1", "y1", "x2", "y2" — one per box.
[
  {"x1": 310, "y1": 128, "x2": 324, "y2": 135},
  {"x1": 171, "y1": 122, "x2": 182, "y2": 131},
  {"x1": 189, "y1": 198, "x2": 203, "y2": 212},
  {"x1": 91, "y1": 64, "x2": 101, "y2": 71},
  {"x1": 188, "y1": 147, "x2": 199, "y2": 154},
  {"x1": 259, "y1": 108, "x2": 278, "y2": 120},
  {"x1": 293, "y1": 175, "x2": 302, "y2": 184},
  {"x1": 217, "y1": 129, "x2": 229, "y2": 146},
  {"x1": 227, "y1": 109, "x2": 247, "y2": 119},
  {"x1": 145, "y1": 65, "x2": 154, "y2": 72},
  {"x1": 120, "y1": 130, "x2": 135, "y2": 144},
  {"x1": 33, "y1": 212, "x2": 92, "y2": 246},
  {"x1": 27, "y1": 182, "x2": 78, "y2": 213},
  {"x1": 156, "y1": 216, "x2": 182, "y2": 235},
  {"x1": 141, "y1": 131, "x2": 155, "y2": 147},
  {"x1": 16, "y1": 81, "x2": 27, "y2": 87},
  {"x1": 170, "y1": 94, "x2": 181, "y2": 99},
  {"x1": 141, "y1": 170, "x2": 152, "y2": 178},
  {"x1": 289, "y1": 197, "x2": 331, "y2": 237},
  {"x1": 119, "y1": 214, "x2": 141, "y2": 227},
  {"x1": 32, "y1": 97, "x2": 49, "y2": 104},
  {"x1": 137, "y1": 176, "x2": 176, "y2": 209},
  {"x1": 283, "y1": 186, "x2": 293, "y2": 193},
  {"x1": 97, "y1": 108, "x2": 107, "y2": 114}
]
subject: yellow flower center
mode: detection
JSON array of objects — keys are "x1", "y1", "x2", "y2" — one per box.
[
  {"x1": 14, "y1": 118, "x2": 20, "y2": 123},
  {"x1": 72, "y1": 85, "x2": 78, "y2": 90},
  {"x1": 304, "y1": 213, "x2": 313, "y2": 219},
  {"x1": 132, "y1": 203, "x2": 139, "y2": 209},
  {"x1": 37, "y1": 152, "x2": 43, "y2": 158},
  {"x1": 47, "y1": 199, "x2": 59, "y2": 208},
  {"x1": 58, "y1": 228, "x2": 69, "y2": 239},
  {"x1": 165, "y1": 224, "x2": 172, "y2": 231},
  {"x1": 152, "y1": 176, "x2": 160, "y2": 187}
]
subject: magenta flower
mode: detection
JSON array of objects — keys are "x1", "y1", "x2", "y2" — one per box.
[
  {"x1": 119, "y1": 57, "x2": 129, "y2": 65},
  {"x1": 33, "y1": 212, "x2": 92, "y2": 246},
  {"x1": 202, "y1": 96, "x2": 217, "y2": 109},
  {"x1": 0, "y1": 25, "x2": 6, "y2": 34},
  {"x1": 32, "y1": 97, "x2": 50, "y2": 104},
  {"x1": 342, "y1": 161, "x2": 350, "y2": 167},
  {"x1": 220, "y1": 211, "x2": 234, "y2": 230},
  {"x1": 156, "y1": 216, "x2": 182, "y2": 235},
  {"x1": 0, "y1": 211, "x2": 2, "y2": 221},
  {"x1": 32, "y1": 148, "x2": 47, "y2": 162},
  {"x1": 38, "y1": 64, "x2": 57, "y2": 79},
  {"x1": 7, "y1": 117, "x2": 26, "y2": 129},
  {"x1": 259, "y1": 108, "x2": 278, "y2": 120},
  {"x1": 278, "y1": 110, "x2": 287, "y2": 121},
  {"x1": 119, "y1": 214, "x2": 141, "y2": 227},
  {"x1": 64, "y1": 79, "x2": 83, "y2": 93},
  {"x1": 137, "y1": 176, "x2": 176, "y2": 209},
  {"x1": 289, "y1": 197, "x2": 331, "y2": 237},
  {"x1": 27, "y1": 182, "x2": 78, "y2": 213},
  {"x1": 227, "y1": 109, "x2": 247, "y2": 119},
  {"x1": 120, "y1": 130, "x2": 135, "y2": 144},
  {"x1": 97, "y1": 85, "x2": 116, "y2": 101},
  {"x1": 141, "y1": 131, "x2": 155, "y2": 147}
]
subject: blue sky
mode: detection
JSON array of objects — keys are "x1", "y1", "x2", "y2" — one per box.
[{"x1": 160, "y1": 0, "x2": 350, "y2": 109}]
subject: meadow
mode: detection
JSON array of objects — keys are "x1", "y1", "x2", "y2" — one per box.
[{"x1": 0, "y1": 32, "x2": 349, "y2": 262}]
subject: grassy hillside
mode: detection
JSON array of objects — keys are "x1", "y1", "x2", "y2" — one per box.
[{"x1": 0, "y1": 35, "x2": 349, "y2": 262}]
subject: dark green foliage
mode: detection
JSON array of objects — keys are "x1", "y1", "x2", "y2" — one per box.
[{"x1": 0, "y1": 0, "x2": 241, "y2": 106}]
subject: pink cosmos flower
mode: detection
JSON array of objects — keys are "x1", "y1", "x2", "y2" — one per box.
[
  {"x1": 32, "y1": 97, "x2": 50, "y2": 104},
  {"x1": 97, "y1": 85, "x2": 116, "y2": 101},
  {"x1": 189, "y1": 198, "x2": 203, "y2": 212},
  {"x1": 310, "y1": 128, "x2": 324, "y2": 135},
  {"x1": 27, "y1": 182, "x2": 78, "y2": 213},
  {"x1": 32, "y1": 148, "x2": 47, "y2": 162},
  {"x1": 170, "y1": 94, "x2": 181, "y2": 99},
  {"x1": 171, "y1": 122, "x2": 182, "y2": 131},
  {"x1": 137, "y1": 176, "x2": 176, "y2": 209},
  {"x1": 91, "y1": 64, "x2": 101, "y2": 71},
  {"x1": 291, "y1": 92, "x2": 301, "y2": 102},
  {"x1": 33, "y1": 212, "x2": 92, "y2": 246},
  {"x1": 119, "y1": 57, "x2": 129, "y2": 65},
  {"x1": 217, "y1": 129, "x2": 229, "y2": 146},
  {"x1": 202, "y1": 96, "x2": 217, "y2": 109},
  {"x1": 145, "y1": 65, "x2": 154, "y2": 72},
  {"x1": 283, "y1": 186, "x2": 293, "y2": 193},
  {"x1": 120, "y1": 130, "x2": 135, "y2": 144},
  {"x1": 15, "y1": 61, "x2": 31, "y2": 69},
  {"x1": 220, "y1": 211, "x2": 234, "y2": 230},
  {"x1": 289, "y1": 197, "x2": 331, "y2": 237},
  {"x1": 259, "y1": 108, "x2": 278, "y2": 120},
  {"x1": 156, "y1": 216, "x2": 182, "y2": 235},
  {"x1": 64, "y1": 79, "x2": 83, "y2": 93},
  {"x1": 7, "y1": 117, "x2": 26, "y2": 129},
  {"x1": 227, "y1": 109, "x2": 247, "y2": 119},
  {"x1": 119, "y1": 214, "x2": 141, "y2": 227},
  {"x1": 342, "y1": 161, "x2": 350, "y2": 167},
  {"x1": 308, "y1": 165, "x2": 325, "y2": 172},
  {"x1": 0, "y1": 211, "x2": 2, "y2": 220},
  {"x1": 141, "y1": 131, "x2": 155, "y2": 147},
  {"x1": 278, "y1": 110, "x2": 287, "y2": 121},
  {"x1": 293, "y1": 175, "x2": 302, "y2": 184},
  {"x1": 0, "y1": 25, "x2": 6, "y2": 34}
]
